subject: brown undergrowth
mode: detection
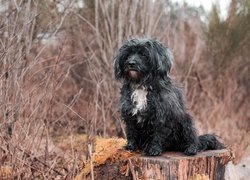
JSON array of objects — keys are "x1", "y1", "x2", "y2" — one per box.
[{"x1": 0, "y1": 0, "x2": 249, "y2": 178}]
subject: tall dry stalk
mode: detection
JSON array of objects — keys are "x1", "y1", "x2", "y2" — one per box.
[{"x1": 0, "y1": 1, "x2": 84, "y2": 178}]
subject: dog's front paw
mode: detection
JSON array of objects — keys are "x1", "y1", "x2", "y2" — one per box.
[
  {"x1": 144, "y1": 144, "x2": 162, "y2": 156},
  {"x1": 184, "y1": 144, "x2": 198, "y2": 156},
  {"x1": 124, "y1": 142, "x2": 138, "y2": 151}
]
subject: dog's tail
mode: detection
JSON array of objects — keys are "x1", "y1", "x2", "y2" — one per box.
[{"x1": 198, "y1": 134, "x2": 225, "y2": 151}]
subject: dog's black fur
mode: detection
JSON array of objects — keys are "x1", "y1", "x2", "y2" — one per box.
[{"x1": 114, "y1": 38, "x2": 224, "y2": 156}]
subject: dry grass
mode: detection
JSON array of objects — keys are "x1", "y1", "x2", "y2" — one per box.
[{"x1": 0, "y1": 0, "x2": 249, "y2": 178}]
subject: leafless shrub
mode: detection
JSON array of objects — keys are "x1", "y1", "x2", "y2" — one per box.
[
  {"x1": 0, "y1": 0, "x2": 248, "y2": 178},
  {"x1": 0, "y1": 1, "x2": 84, "y2": 178}
]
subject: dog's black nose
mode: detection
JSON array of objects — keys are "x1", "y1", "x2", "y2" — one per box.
[{"x1": 128, "y1": 60, "x2": 136, "y2": 66}]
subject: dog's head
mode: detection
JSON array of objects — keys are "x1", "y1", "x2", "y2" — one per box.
[{"x1": 114, "y1": 38, "x2": 173, "y2": 84}]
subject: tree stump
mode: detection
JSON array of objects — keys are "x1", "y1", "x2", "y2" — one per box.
[{"x1": 76, "y1": 138, "x2": 232, "y2": 180}]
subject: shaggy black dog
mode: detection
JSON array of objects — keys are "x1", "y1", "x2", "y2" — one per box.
[{"x1": 114, "y1": 38, "x2": 224, "y2": 156}]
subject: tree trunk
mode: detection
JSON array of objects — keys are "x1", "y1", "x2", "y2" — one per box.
[{"x1": 92, "y1": 149, "x2": 232, "y2": 180}]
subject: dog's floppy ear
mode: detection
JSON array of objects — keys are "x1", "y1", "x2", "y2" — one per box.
[
  {"x1": 152, "y1": 40, "x2": 173, "y2": 77},
  {"x1": 114, "y1": 45, "x2": 127, "y2": 80},
  {"x1": 114, "y1": 56, "x2": 122, "y2": 80}
]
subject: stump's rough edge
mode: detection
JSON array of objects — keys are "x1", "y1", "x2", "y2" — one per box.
[{"x1": 91, "y1": 149, "x2": 233, "y2": 180}]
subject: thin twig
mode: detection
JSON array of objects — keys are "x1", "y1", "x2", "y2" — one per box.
[{"x1": 88, "y1": 143, "x2": 94, "y2": 180}]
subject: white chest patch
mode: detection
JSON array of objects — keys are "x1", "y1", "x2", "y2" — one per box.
[{"x1": 131, "y1": 87, "x2": 148, "y2": 115}]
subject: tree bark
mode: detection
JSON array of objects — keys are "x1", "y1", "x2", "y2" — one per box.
[{"x1": 92, "y1": 149, "x2": 232, "y2": 180}]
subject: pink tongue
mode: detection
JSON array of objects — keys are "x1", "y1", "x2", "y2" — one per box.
[{"x1": 129, "y1": 70, "x2": 139, "y2": 79}]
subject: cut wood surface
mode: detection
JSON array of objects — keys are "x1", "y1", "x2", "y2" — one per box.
[
  {"x1": 76, "y1": 138, "x2": 233, "y2": 180},
  {"x1": 129, "y1": 149, "x2": 232, "y2": 180}
]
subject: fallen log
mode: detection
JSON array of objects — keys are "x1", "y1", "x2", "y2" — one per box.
[{"x1": 76, "y1": 138, "x2": 232, "y2": 180}]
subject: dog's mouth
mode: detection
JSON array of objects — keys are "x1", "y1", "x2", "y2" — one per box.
[{"x1": 127, "y1": 70, "x2": 141, "y2": 80}]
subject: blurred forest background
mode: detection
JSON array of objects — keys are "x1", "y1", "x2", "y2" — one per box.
[{"x1": 0, "y1": 0, "x2": 249, "y2": 178}]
